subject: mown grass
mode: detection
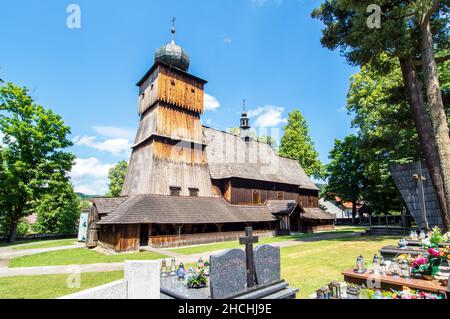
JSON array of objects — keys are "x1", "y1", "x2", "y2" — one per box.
[
  {"x1": 12, "y1": 238, "x2": 79, "y2": 250},
  {"x1": 9, "y1": 248, "x2": 167, "y2": 268},
  {"x1": 280, "y1": 236, "x2": 399, "y2": 298},
  {"x1": 2, "y1": 233, "x2": 397, "y2": 299},
  {"x1": 0, "y1": 271, "x2": 124, "y2": 299},
  {"x1": 170, "y1": 226, "x2": 367, "y2": 255}
]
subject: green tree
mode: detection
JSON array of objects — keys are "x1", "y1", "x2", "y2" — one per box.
[
  {"x1": 279, "y1": 110, "x2": 323, "y2": 179},
  {"x1": 0, "y1": 82, "x2": 74, "y2": 242},
  {"x1": 33, "y1": 179, "x2": 81, "y2": 234},
  {"x1": 324, "y1": 135, "x2": 367, "y2": 223},
  {"x1": 312, "y1": 0, "x2": 450, "y2": 230},
  {"x1": 107, "y1": 160, "x2": 128, "y2": 197}
]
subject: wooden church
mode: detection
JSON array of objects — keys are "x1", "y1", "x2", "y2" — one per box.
[{"x1": 86, "y1": 22, "x2": 335, "y2": 252}]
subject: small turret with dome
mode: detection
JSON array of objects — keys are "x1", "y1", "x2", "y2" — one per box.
[{"x1": 155, "y1": 17, "x2": 190, "y2": 71}]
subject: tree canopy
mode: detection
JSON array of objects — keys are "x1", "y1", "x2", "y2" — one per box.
[
  {"x1": 279, "y1": 110, "x2": 324, "y2": 179},
  {"x1": 107, "y1": 160, "x2": 128, "y2": 197},
  {"x1": 0, "y1": 82, "x2": 75, "y2": 241}
]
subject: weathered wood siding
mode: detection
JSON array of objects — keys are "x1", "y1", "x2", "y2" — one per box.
[
  {"x1": 98, "y1": 225, "x2": 140, "y2": 252},
  {"x1": 138, "y1": 67, "x2": 159, "y2": 115},
  {"x1": 157, "y1": 65, "x2": 204, "y2": 113},
  {"x1": 152, "y1": 139, "x2": 206, "y2": 164},
  {"x1": 212, "y1": 178, "x2": 319, "y2": 207}
]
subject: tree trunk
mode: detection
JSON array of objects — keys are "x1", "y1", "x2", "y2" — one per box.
[
  {"x1": 8, "y1": 219, "x2": 18, "y2": 243},
  {"x1": 352, "y1": 200, "x2": 357, "y2": 224},
  {"x1": 399, "y1": 57, "x2": 450, "y2": 232},
  {"x1": 420, "y1": 21, "x2": 450, "y2": 231}
]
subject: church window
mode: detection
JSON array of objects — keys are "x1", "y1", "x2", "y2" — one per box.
[
  {"x1": 191, "y1": 88, "x2": 195, "y2": 93},
  {"x1": 252, "y1": 190, "x2": 261, "y2": 205},
  {"x1": 170, "y1": 186, "x2": 181, "y2": 196},
  {"x1": 189, "y1": 188, "x2": 199, "y2": 197},
  {"x1": 150, "y1": 84, "x2": 154, "y2": 90},
  {"x1": 171, "y1": 80, "x2": 176, "y2": 86}
]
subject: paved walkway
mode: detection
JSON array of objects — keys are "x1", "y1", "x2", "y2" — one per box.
[{"x1": 0, "y1": 232, "x2": 361, "y2": 278}]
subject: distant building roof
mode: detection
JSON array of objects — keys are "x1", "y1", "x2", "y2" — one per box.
[
  {"x1": 203, "y1": 127, "x2": 319, "y2": 190},
  {"x1": 97, "y1": 195, "x2": 276, "y2": 225},
  {"x1": 91, "y1": 197, "x2": 129, "y2": 215},
  {"x1": 300, "y1": 207, "x2": 336, "y2": 221}
]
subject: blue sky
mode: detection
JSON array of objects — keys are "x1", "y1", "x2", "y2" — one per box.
[{"x1": 0, "y1": 0, "x2": 357, "y2": 195}]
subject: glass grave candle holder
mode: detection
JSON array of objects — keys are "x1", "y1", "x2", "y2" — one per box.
[
  {"x1": 160, "y1": 259, "x2": 169, "y2": 277},
  {"x1": 355, "y1": 255, "x2": 366, "y2": 274},
  {"x1": 372, "y1": 254, "x2": 380, "y2": 274},
  {"x1": 169, "y1": 257, "x2": 177, "y2": 276},
  {"x1": 400, "y1": 260, "x2": 410, "y2": 278},
  {"x1": 328, "y1": 281, "x2": 342, "y2": 299},
  {"x1": 398, "y1": 238, "x2": 407, "y2": 249},
  {"x1": 176, "y1": 262, "x2": 186, "y2": 280},
  {"x1": 419, "y1": 230, "x2": 426, "y2": 240},
  {"x1": 389, "y1": 261, "x2": 400, "y2": 277},
  {"x1": 379, "y1": 257, "x2": 387, "y2": 275}
]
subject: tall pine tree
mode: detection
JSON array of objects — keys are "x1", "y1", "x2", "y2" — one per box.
[{"x1": 279, "y1": 110, "x2": 323, "y2": 179}]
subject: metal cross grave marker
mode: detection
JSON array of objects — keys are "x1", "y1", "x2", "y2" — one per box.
[{"x1": 239, "y1": 227, "x2": 259, "y2": 288}]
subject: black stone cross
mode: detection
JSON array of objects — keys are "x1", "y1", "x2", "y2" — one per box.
[{"x1": 239, "y1": 227, "x2": 259, "y2": 288}]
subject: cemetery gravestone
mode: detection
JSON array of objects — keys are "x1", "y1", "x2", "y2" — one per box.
[
  {"x1": 254, "y1": 244, "x2": 281, "y2": 285},
  {"x1": 209, "y1": 248, "x2": 247, "y2": 299}
]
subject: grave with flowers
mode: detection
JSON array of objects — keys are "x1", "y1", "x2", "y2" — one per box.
[
  {"x1": 159, "y1": 227, "x2": 298, "y2": 299},
  {"x1": 311, "y1": 227, "x2": 450, "y2": 300}
]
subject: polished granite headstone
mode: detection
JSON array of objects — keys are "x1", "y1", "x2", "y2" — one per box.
[
  {"x1": 254, "y1": 244, "x2": 280, "y2": 285},
  {"x1": 209, "y1": 248, "x2": 247, "y2": 299}
]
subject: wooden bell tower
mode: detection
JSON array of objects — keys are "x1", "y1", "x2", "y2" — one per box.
[{"x1": 121, "y1": 21, "x2": 212, "y2": 197}]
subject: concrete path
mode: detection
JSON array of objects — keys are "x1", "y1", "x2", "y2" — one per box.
[
  {"x1": 0, "y1": 231, "x2": 361, "y2": 278},
  {"x1": 0, "y1": 243, "x2": 85, "y2": 260}
]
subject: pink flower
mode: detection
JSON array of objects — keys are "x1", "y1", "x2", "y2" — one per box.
[
  {"x1": 428, "y1": 248, "x2": 440, "y2": 258},
  {"x1": 412, "y1": 257, "x2": 427, "y2": 268}
]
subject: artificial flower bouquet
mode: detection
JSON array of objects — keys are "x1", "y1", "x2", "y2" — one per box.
[{"x1": 411, "y1": 247, "x2": 449, "y2": 279}]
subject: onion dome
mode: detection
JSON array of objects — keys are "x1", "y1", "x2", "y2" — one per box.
[{"x1": 154, "y1": 17, "x2": 190, "y2": 71}]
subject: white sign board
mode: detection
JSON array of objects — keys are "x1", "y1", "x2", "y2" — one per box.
[{"x1": 78, "y1": 212, "x2": 88, "y2": 242}]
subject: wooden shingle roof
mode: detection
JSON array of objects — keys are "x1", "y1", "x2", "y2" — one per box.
[
  {"x1": 97, "y1": 195, "x2": 276, "y2": 225},
  {"x1": 300, "y1": 208, "x2": 336, "y2": 220},
  {"x1": 92, "y1": 197, "x2": 129, "y2": 215},
  {"x1": 203, "y1": 127, "x2": 319, "y2": 191},
  {"x1": 267, "y1": 200, "x2": 298, "y2": 215}
]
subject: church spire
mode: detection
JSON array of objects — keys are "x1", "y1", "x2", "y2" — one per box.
[
  {"x1": 240, "y1": 99, "x2": 251, "y2": 141},
  {"x1": 171, "y1": 17, "x2": 176, "y2": 46}
]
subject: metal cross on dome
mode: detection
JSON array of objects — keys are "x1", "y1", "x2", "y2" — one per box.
[{"x1": 239, "y1": 226, "x2": 259, "y2": 288}]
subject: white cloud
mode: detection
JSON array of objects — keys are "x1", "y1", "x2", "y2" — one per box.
[
  {"x1": 73, "y1": 135, "x2": 131, "y2": 156},
  {"x1": 93, "y1": 126, "x2": 135, "y2": 140},
  {"x1": 70, "y1": 157, "x2": 115, "y2": 195},
  {"x1": 204, "y1": 93, "x2": 221, "y2": 111},
  {"x1": 223, "y1": 37, "x2": 233, "y2": 44},
  {"x1": 70, "y1": 157, "x2": 114, "y2": 181},
  {"x1": 248, "y1": 105, "x2": 287, "y2": 127},
  {"x1": 336, "y1": 106, "x2": 347, "y2": 113}
]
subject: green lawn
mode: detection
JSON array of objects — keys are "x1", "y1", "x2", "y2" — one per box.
[
  {"x1": 12, "y1": 238, "x2": 78, "y2": 250},
  {"x1": 9, "y1": 248, "x2": 167, "y2": 268},
  {"x1": 0, "y1": 271, "x2": 124, "y2": 299},
  {"x1": 280, "y1": 236, "x2": 399, "y2": 298},
  {"x1": 170, "y1": 226, "x2": 367, "y2": 255},
  {"x1": 2, "y1": 234, "x2": 396, "y2": 299},
  {"x1": 0, "y1": 238, "x2": 78, "y2": 250}
]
